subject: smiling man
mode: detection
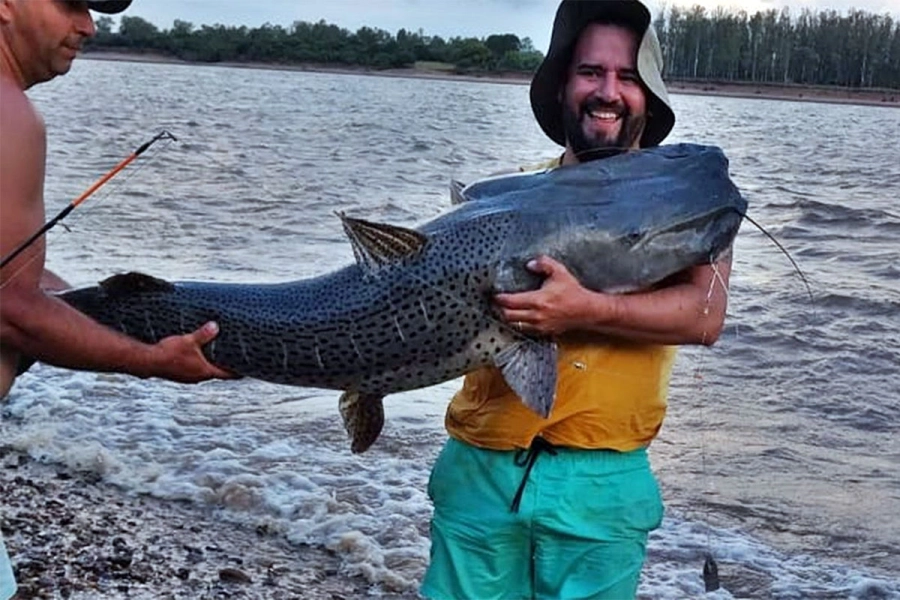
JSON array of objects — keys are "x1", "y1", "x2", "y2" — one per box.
[
  {"x1": 0, "y1": 2, "x2": 232, "y2": 596},
  {"x1": 561, "y1": 21, "x2": 648, "y2": 160},
  {"x1": 421, "y1": 2, "x2": 733, "y2": 599}
]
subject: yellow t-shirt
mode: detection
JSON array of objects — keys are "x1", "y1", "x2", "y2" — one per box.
[{"x1": 445, "y1": 157, "x2": 677, "y2": 451}]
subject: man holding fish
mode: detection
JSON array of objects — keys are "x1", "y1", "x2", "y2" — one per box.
[
  {"x1": 420, "y1": 1, "x2": 733, "y2": 598},
  {"x1": 0, "y1": 0, "x2": 232, "y2": 405},
  {"x1": 0, "y1": 2, "x2": 232, "y2": 597}
]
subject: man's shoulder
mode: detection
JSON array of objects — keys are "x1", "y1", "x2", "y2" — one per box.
[
  {"x1": 517, "y1": 156, "x2": 563, "y2": 173},
  {"x1": 0, "y1": 76, "x2": 42, "y2": 133},
  {"x1": 487, "y1": 156, "x2": 563, "y2": 178}
]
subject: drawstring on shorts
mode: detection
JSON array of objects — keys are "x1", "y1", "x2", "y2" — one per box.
[{"x1": 510, "y1": 437, "x2": 557, "y2": 513}]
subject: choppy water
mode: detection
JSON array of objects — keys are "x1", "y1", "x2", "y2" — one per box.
[{"x1": 3, "y1": 59, "x2": 899, "y2": 598}]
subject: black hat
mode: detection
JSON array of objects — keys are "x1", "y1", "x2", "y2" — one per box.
[
  {"x1": 530, "y1": 0, "x2": 675, "y2": 148},
  {"x1": 86, "y1": 1, "x2": 132, "y2": 14}
]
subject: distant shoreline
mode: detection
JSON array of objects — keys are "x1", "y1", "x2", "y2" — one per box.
[{"x1": 83, "y1": 50, "x2": 900, "y2": 109}]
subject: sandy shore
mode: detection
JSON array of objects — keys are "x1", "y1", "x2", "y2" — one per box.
[
  {"x1": 667, "y1": 79, "x2": 900, "y2": 108},
  {"x1": 0, "y1": 447, "x2": 417, "y2": 600},
  {"x1": 83, "y1": 51, "x2": 900, "y2": 109}
]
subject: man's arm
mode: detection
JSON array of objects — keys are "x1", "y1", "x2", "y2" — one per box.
[
  {"x1": 39, "y1": 269, "x2": 70, "y2": 292},
  {"x1": 0, "y1": 79, "x2": 233, "y2": 386},
  {"x1": 494, "y1": 253, "x2": 732, "y2": 346},
  {"x1": 1, "y1": 281, "x2": 228, "y2": 381}
]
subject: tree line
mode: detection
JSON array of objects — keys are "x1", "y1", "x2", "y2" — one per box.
[
  {"x1": 654, "y1": 6, "x2": 900, "y2": 88},
  {"x1": 89, "y1": 16, "x2": 544, "y2": 73},
  {"x1": 89, "y1": 6, "x2": 900, "y2": 89}
]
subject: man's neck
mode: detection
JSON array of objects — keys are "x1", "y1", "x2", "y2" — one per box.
[
  {"x1": 0, "y1": 42, "x2": 28, "y2": 90},
  {"x1": 562, "y1": 144, "x2": 642, "y2": 166}
]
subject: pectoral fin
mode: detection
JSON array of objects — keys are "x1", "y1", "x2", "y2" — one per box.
[
  {"x1": 338, "y1": 391, "x2": 386, "y2": 454},
  {"x1": 494, "y1": 340, "x2": 558, "y2": 418}
]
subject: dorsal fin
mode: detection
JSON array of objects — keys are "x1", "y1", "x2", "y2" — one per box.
[
  {"x1": 99, "y1": 272, "x2": 174, "y2": 298},
  {"x1": 338, "y1": 213, "x2": 427, "y2": 272},
  {"x1": 450, "y1": 179, "x2": 469, "y2": 205}
]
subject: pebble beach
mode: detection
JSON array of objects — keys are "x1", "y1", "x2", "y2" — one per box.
[{"x1": 1, "y1": 448, "x2": 415, "y2": 600}]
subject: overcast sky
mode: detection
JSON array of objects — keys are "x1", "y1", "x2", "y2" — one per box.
[{"x1": 124, "y1": 0, "x2": 900, "y2": 52}]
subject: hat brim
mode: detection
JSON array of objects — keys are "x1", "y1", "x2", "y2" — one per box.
[
  {"x1": 86, "y1": 1, "x2": 132, "y2": 14},
  {"x1": 530, "y1": 0, "x2": 674, "y2": 148}
]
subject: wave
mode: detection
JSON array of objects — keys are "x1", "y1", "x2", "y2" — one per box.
[{"x1": 760, "y1": 198, "x2": 900, "y2": 232}]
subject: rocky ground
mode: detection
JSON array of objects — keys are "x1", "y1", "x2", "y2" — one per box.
[{"x1": 0, "y1": 449, "x2": 417, "y2": 600}]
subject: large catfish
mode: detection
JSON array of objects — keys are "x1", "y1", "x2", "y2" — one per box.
[{"x1": 46, "y1": 143, "x2": 747, "y2": 452}]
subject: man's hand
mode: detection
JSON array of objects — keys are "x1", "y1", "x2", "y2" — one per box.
[
  {"x1": 494, "y1": 256, "x2": 611, "y2": 336},
  {"x1": 147, "y1": 321, "x2": 238, "y2": 382},
  {"x1": 495, "y1": 254, "x2": 731, "y2": 346}
]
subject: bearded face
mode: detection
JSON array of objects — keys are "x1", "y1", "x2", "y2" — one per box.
[
  {"x1": 561, "y1": 91, "x2": 646, "y2": 160},
  {"x1": 560, "y1": 23, "x2": 648, "y2": 162}
]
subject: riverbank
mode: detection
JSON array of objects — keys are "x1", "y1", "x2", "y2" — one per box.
[
  {"x1": 82, "y1": 50, "x2": 900, "y2": 108},
  {"x1": 667, "y1": 79, "x2": 900, "y2": 108},
  {"x1": 0, "y1": 448, "x2": 415, "y2": 600}
]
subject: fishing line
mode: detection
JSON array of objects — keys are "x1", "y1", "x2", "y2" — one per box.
[
  {"x1": 692, "y1": 341, "x2": 722, "y2": 592},
  {"x1": 181, "y1": 142, "x2": 286, "y2": 205},
  {"x1": 697, "y1": 259, "x2": 726, "y2": 592},
  {"x1": 0, "y1": 131, "x2": 177, "y2": 288}
]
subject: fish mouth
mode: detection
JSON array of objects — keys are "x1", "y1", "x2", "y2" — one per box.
[{"x1": 636, "y1": 209, "x2": 744, "y2": 259}]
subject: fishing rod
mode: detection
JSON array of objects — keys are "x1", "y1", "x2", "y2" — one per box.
[{"x1": 0, "y1": 130, "x2": 177, "y2": 269}]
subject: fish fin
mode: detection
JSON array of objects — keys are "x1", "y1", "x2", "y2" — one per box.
[
  {"x1": 99, "y1": 272, "x2": 175, "y2": 297},
  {"x1": 449, "y1": 180, "x2": 469, "y2": 205},
  {"x1": 494, "y1": 340, "x2": 558, "y2": 418},
  {"x1": 337, "y1": 213, "x2": 428, "y2": 272},
  {"x1": 338, "y1": 391, "x2": 386, "y2": 454},
  {"x1": 19, "y1": 276, "x2": 161, "y2": 373}
]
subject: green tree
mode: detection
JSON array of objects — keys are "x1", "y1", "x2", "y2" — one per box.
[{"x1": 118, "y1": 16, "x2": 160, "y2": 49}]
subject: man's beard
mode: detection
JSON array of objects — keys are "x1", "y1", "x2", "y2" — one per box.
[{"x1": 562, "y1": 96, "x2": 646, "y2": 162}]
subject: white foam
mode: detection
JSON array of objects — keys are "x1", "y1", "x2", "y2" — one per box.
[{"x1": 3, "y1": 367, "x2": 897, "y2": 596}]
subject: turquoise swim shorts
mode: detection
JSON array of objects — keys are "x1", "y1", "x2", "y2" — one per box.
[
  {"x1": 420, "y1": 438, "x2": 663, "y2": 600},
  {"x1": 0, "y1": 532, "x2": 16, "y2": 600}
]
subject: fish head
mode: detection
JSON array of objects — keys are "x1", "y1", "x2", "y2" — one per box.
[
  {"x1": 617, "y1": 202, "x2": 744, "y2": 288},
  {"x1": 533, "y1": 145, "x2": 748, "y2": 292}
]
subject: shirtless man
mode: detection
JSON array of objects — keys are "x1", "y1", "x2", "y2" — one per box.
[{"x1": 0, "y1": 0, "x2": 233, "y2": 401}]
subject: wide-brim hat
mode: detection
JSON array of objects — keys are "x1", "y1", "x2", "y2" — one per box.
[
  {"x1": 530, "y1": 0, "x2": 675, "y2": 148},
  {"x1": 86, "y1": 1, "x2": 132, "y2": 14}
]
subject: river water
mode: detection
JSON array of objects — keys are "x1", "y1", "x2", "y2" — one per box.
[{"x1": 3, "y1": 59, "x2": 899, "y2": 598}]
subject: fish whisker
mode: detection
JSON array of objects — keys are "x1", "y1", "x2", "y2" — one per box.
[{"x1": 741, "y1": 212, "x2": 813, "y2": 301}]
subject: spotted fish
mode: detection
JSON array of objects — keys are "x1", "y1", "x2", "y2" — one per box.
[{"x1": 46, "y1": 143, "x2": 746, "y2": 452}]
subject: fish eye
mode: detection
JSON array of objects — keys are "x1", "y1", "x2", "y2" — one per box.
[{"x1": 623, "y1": 231, "x2": 644, "y2": 246}]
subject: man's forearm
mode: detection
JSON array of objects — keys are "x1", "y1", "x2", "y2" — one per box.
[
  {"x1": 580, "y1": 261, "x2": 731, "y2": 346},
  {"x1": 0, "y1": 284, "x2": 154, "y2": 376},
  {"x1": 584, "y1": 282, "x2": 726, "y2": 345}
]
